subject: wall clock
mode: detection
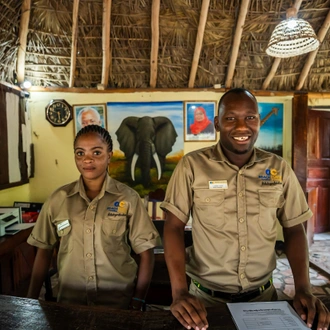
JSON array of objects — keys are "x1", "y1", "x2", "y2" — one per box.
[{"x1": 45, "y1": 99, "x2": 72, "y2": 127}]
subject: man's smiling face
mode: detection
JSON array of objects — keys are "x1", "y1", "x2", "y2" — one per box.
[{"x1": 215, "y1": 91, "x2": 260, "y2": 156}]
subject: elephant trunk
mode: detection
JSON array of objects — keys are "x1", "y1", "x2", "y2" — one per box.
[{"x1": 130, "y1": 141, "x2": 162, "y2": 186}]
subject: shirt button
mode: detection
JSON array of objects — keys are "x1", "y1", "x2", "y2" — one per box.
[
  {"x1": 239, "y1": 170, "x2": 243, "y2": 175},
  {"x1": 88, "y1": 276, "x2": 94, "y2": 281},
  {"x1": 239, "y1": 218, "x2": 244, "y2": 223},
  {"x1": 240, "y1": 273, "x2": 245, "y2": 279},
  {"x1": 90, "y1": 205, "x2": 95, "y2": 211},
  {"x1": 205, "y1": 198, "x2": 210, "y2": 202},
  {"x1": 112, "y1": 229, "x2": 116, "y2": 234},
  {"x1": 241, "y1": 245, "x2": 246, "y2": 251},
  {"x1": 238, "y1": 192, "x2": 243, "y2": 197},
  {"x1": 86, "y1": 253, "x2": 92, "y2": 258},
  {"x1": 86, "y1": 229, "x2": 91, "y2": 234}
]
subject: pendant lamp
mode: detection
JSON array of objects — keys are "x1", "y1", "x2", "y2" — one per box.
[{"x1": 266, "y1": 7, "x2": 320, "y2": 58}]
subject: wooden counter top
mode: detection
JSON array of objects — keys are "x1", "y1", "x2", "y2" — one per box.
[{"x1": 1, "y1": 294, "x2": 330, "y2": 330}]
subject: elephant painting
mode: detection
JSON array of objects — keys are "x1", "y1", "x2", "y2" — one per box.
[{"x1": 115, "y1": 116, "x2": 178, "y2": 188}]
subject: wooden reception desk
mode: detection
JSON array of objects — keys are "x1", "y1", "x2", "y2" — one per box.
[{"x1": 1, "y1": 294, "x2": 330, "y2": 330}]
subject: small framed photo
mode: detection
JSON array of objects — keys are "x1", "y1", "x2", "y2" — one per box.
[
  {"x1": 184, "y1": 101, "x2": 217, "y2": 141},
  {"x1": 73, "y1": 104, "x2": 107, "y2": 136}
]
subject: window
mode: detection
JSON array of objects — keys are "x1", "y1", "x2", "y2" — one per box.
[{"x1": 0, "y1": 83, "x2": 30, "y2": 190}]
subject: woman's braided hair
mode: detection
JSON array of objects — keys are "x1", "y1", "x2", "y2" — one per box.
[{"x1": 74, "y1": 125, "x2": 113, "y2": 152}]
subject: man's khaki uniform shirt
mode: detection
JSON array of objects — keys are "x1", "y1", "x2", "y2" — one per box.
[
  {"x1": 161, "y1": 144, "x2": 312, "y2": 293},
  {"x1": 28, "y1": 175, "x2": 161, "y2": 307}
]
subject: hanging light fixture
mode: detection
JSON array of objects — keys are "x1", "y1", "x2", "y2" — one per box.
[{"x1": 266, "y1": 7, "x2": 320, "y2": 58}]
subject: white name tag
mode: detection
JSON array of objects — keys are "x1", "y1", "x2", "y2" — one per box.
[
  {"x1": 57, "y1": 219, "x2": 70, "y2": 231},
  {"x1": 209, "y1": 180, "x2": 228, "y2": 189}
]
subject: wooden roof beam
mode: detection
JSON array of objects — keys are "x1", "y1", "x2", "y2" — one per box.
[
  {"x1": 296, "y1": 9, "x2": 330, "y2": 90},
  {"x1": 188, "y1": 0, "x2": 210, "y2": 88},
  {"x1": 100, "y1": 0, "x2": 112, "y2": 88},
  {"x1": 69, "y1": 0, "x2": 80, "y2": 88},
  {"x1": 150, "y1": 0, "x2": 160, "y2": 88},
  {"x1": 262, "y1": 0, "x2": 303, "y2": 90},
  {"x1": 224, "y1": 0, "x2": 250, "y2": 89},
  {"x1": 17, "y1": 0, "x2": 31, "y2": 85}
]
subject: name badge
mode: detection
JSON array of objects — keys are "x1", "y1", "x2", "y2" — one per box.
[
  {"x1": 209, "y1": 180, "x2": 228, "y2": 189},
  {"x1": 57, "y1": 219, "x2": 70, "y2": 231}
]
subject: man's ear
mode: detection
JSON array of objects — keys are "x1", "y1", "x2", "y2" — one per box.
[{"x1": 214, "y1": 116, "x2": 220, "y2": 131}]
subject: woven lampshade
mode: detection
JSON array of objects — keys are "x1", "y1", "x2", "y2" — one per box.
[{"x1": 266, "y1": 17, "x2": 320, "y2": 58}]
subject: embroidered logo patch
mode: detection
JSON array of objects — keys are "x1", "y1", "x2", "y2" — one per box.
[
  {"x1": 107, "y1": 200, "x2": 128, "y2": 214},
  {"x1": 259, "y1": 168, "x2": 282, "y2": 185}
]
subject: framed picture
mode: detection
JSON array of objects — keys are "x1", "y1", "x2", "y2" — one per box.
[
  {"x1": 73, "y1": 104, "x2": 107, "y2": 135},
  {"x1": 184, "y1": 101, "x2": 217, "y2": 141},
  {"x1": 256, "y1": 102, "x2": 284, "y2": 156},
  {"x1": 107, "y1": 101, "x2": 184, "y2": 197}
]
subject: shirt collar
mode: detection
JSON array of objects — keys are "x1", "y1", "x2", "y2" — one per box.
[
  {"x1": 66, "y1": 174, "x2": 120, "y2": 199},
  {"x1": 210, "y1": 143, "x2": 272, "y2": 165}
]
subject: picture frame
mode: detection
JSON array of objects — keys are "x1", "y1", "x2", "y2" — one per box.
[
  {"x1": 184, "y1": 101, "x2": 217, "y2": 142},
  {"x1": 73, "y1": 104, "x2": 107, "y2": 135},
  {"x1": 107, "y1": 101, "x2": 184, "y2": 197}
]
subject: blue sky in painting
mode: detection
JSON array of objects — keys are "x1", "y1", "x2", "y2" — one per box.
[
  {"x1": 107, "y1": 101, "x2": 184, "y2": 154},
  {"x1": 256, "y1": 102, "x2": 283, "y2": 149}
]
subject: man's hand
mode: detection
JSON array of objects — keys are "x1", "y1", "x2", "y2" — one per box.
[
  {"x1": 293, "y1": 290, "x2": 330, "y2": 329},
  {"x1": 170, "y1": 291, "x2": 208, "y2": 330}
]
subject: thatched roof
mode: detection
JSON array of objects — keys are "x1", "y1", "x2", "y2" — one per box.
[{"x1": 1, "y1": 0, "x2": 330, "y2": 92}]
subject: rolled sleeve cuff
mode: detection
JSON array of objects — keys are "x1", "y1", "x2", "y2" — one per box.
[
  {"x1": 281, "y1": 208, "x2": 313, "y2": 228},
  {"x1": 133, "y1": 235, "x2": 162, "y2": 255},
  {"x1": 160, "y1": 201, "x2": 189, "y2": 224},
  {"x1": 27, "y1": 233, "x2": 55, "y2": 250}
]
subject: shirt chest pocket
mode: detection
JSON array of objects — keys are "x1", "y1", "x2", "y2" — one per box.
[
  {"x1": 258, "y1": 190, "x2": 285, "y2": 233},
  {"x1": 193, "y1": 189, "x2": 225, "y2": 228},
  {"x1": 102, "y1": 215, "x2": 127, "y2": 237}
]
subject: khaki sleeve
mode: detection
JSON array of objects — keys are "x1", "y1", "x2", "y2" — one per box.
[
  {"x1": 128, "y1": 192, "x2": 162, "y2": 255},
  {"x1": 160, "y1": 157, "x2": 192, "y2": 224},
  {"x1": 278, "y1": 161, "x2": 313, "y2": 228}
]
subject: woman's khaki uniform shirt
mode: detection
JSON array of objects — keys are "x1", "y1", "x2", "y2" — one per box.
[
  {"x1": 28, "y1": 175, "x2": 161, "y2": 308},
  {"x1": 161, "y1": 144, "x2": 312, "y2": 293}
]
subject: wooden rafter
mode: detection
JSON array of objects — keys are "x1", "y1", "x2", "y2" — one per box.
[
  {"x1": 262, "y1": 0, "x2": 303, "y2": 90},
  {"x1": 296, "y1": 9, "x2": 330, "y2": 90},
  {"x1": 101, "y1": 0, "x2": 112, "y2": 88},
  {"x1": 69, "y1": 0, "x2": 80, "y2": 88},
  {"x1": 17, "y1": 0, "x2": 31, "y2": 84},
  {"x1": 188, "y1": 0, "x2": 210, "y2": 88},
  {"x1": 225, "y1": 0, "x2": 250, "y2": 89},
  {"x1": 150, "y1": 0, "x2": 160, "y2": 88}
]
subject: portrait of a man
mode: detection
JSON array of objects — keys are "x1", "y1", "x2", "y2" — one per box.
[{"x1": 73, "y1": 104, "x2": 107, "y2": 134}]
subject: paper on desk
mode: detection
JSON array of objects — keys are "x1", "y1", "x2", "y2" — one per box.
[
  {"x1": 7, "y1": 223, "x2": 35, "y2": 230},
  {"x1": 227, "y1": 301, "x2": 309, "y2": 330}
]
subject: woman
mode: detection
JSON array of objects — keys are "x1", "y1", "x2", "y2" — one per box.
[
  {"x1": 27, "y1": 125, "x2": 161, "y2": 310},
  {"x1": 188, "y1": 106, "x2": 214, "y2": 135}
]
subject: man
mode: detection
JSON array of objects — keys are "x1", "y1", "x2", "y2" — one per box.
[
  {"x1": 78, "y1": 107, "x2": 102, "y2": 128},
  {"x1": 161, "y1": 88, "x2": 330, "y2": 330}
]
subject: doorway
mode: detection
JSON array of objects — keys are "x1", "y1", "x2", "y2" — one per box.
[{"x1": 292, "y1": 93, "x2": 330, "y2": 244}]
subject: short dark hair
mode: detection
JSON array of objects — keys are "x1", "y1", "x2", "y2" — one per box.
[
  {"x1": 74, "y1": 125, "x2": 113, "y2": 152},
  {"x1": 218, "y1": 88, "x2": 257, "y2": 115}
]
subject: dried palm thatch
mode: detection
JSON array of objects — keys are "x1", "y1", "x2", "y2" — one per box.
[{"x1": 0, "y1": 0, "x2": 330, "y2": 92}]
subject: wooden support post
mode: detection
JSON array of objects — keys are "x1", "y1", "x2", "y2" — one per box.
[
  {"x1": 225, "y1": 0, "x2": 250, "y2": 89},
  {"x1": 101, "y1": 0, "x2": 112, "y2": 88},
  {"x1": 188, "y1": 0, "x2": 210, "y2": 88},
  {"x1": 17, "y1": 0, "x2": 31, "y2": 85},
  {"x1": 69, "y1": 0, "x2": 80, "y2": 88},
  {"x1": 150, "y1": 0, "x2": 160, "y2": 88},
  {"x1": 292, "y1": 92, "x2": 308, "y2": 192},
  {"x1": 296, "y1": 9, "x2": 330, "y2": 90}
]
